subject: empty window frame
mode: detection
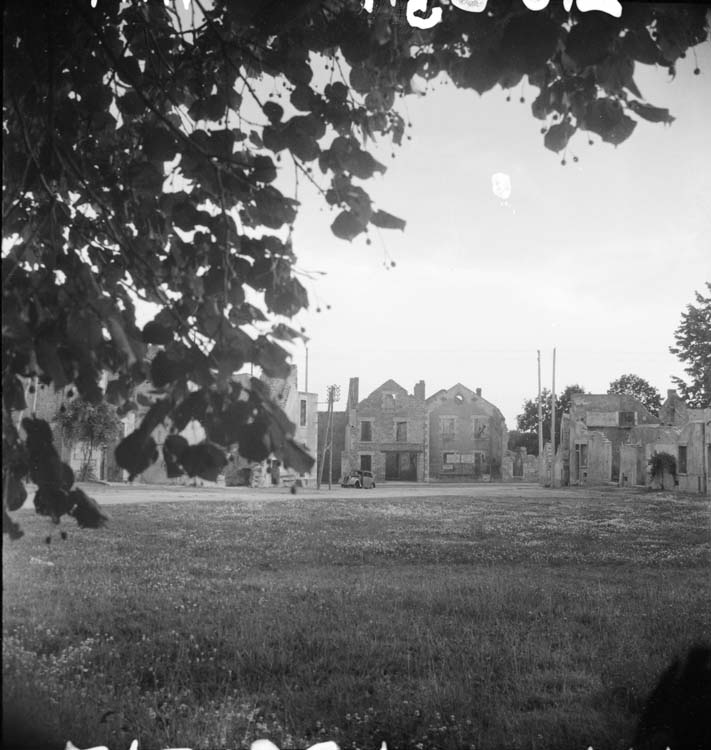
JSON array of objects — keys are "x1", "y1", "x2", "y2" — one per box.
[
  {"x1": 440, "y1": 417, "x2": 456, "y2": 436},
  {"x1": 473, "y1": 417, "x2": 489, "y2": 438},
  {"x1": 678, "y1": 445, "x2": 687, "y2": 474},
  {"x1": 300, "y1": 399, "x2": 307, "y2": 427},
  {"x1": 360, "y1": 420, "x2": 373, "y2": 442},
  {"x1": 395, "y1": 421, "x2": 407, "y2": 442}
]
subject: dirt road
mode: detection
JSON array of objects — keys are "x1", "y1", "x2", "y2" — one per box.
[{"x1": 20, "y1": 480, "x2": 637, "y2": 508}]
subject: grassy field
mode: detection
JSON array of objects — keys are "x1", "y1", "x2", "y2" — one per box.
[{"x1": 3, "y1": 487, "x2": 710, "y2": 750}]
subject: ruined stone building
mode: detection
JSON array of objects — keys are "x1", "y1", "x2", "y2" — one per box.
[
  {"x1": 126, "y1": 364, "x2": 318, "y2": 487},
  {"x1": 618, "y1": 390, "x2": 710, "y2": 494},
  {"x1": 341, "y1": 378, "x2": 428, "y2": 482},
  {"x1": 564, "y1": 393, "x2": 658, "y2": 484},
  {"x1": 338, "y1": 378, "x2": 507, "y2": 483},
  {"x1": 561, "y1": 390, "x2": 710, "y2": 495},
  {"x1": 426, "y1": 384, "x2": 507, "y2": 481}
]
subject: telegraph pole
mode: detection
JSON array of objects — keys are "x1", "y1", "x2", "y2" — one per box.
[
  {"x1": 551, "y1": 347, "x2": 557, "y2": 484},
  {"x1": 318, "y1": 384, "x2": 340, "y2": 490},
  {"x1": 537, "y1": 350, "x2": 543, "y2": 458}
]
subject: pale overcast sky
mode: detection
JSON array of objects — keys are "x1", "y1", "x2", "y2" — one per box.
[{"x1": 282, "y1": 41, "x2": 711, "y2": 427}]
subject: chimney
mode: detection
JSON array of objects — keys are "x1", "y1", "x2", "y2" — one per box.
[
  {"x1": 347, "y1": 377, "x2": 359, "y2": 409},
  {"x1": 414, "y1": 380, "x2": 426, "y2": 401},
  {"x1": 667, "y1": 389, "x2": 676, "y2": 399},
  {"x1": 476, "y1": 387, "x2": 482, "y2": 397}
]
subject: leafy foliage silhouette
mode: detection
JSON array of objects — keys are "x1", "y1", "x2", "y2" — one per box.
[
  {"x1": 669, "y1": 283, "x2": 711, "y2": 409},
  {"x1": 515, "y1": 384, "x2": 587, "y2": 452},
  {"x1": 607, "y1": 374, "x2": 662, "y2": 416},
  {"x1": 3, "y1": 0, "x2": 709, "y2": 535},
  {"x1": 55, "y1": 398, "x2": 122, "y2": 480}
]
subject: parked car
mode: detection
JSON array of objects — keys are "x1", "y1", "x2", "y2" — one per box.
[{"x1": 341, "y1": 470, "x2": 376, "y2": 489}]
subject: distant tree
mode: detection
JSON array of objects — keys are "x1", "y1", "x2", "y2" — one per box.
[
  {"x1": 607, "y1": 374, "x2": 662, "y2": 416},
  {"x1": 507, "y1": 430, "x2": 538, "y2": 455},
  {"x1": 669, "y1": 283, "x2": 711, "y2": 408},
  {"x1": 515, "y1": 384, "x2": 586, "y2": 453},
  {"x1": 55, "y1": 400, "x2": 122, "y2": 481}
]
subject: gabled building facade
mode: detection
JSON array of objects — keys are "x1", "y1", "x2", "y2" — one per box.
[
  {"x1": 341, "y1": 378, "x2": 428, "y2": 482},
  {"x1": 338, "y1": 378, "x2": 508, "y2": 483},
  {"x1": 426, "y1": 384, "x2": 507, "y2": 481}
]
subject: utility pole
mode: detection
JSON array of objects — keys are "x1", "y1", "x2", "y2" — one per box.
[
  {"x1": 551, "y1": 347, "x2": 556, "y2": 486},
  {"x1": 537, "y1": 350, "x2": 543, "y2": 457},
  {"x1": 318, "y1": 384, "x2": 340, "y2": 490},
  {"x1": 537, "y1": 350, "x2": 543, "y2": 481}
]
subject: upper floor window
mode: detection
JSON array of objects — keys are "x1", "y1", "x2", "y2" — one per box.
[
  {"x1": 300, "y1": 399, "x2": 307, "y2": 427},
  {"x1": 473, "y1": 417, "x2": 489, "y2": 438},
  {"x1": 360, "y1": 420, "x2": 373, "y2": 442},
  {"x1": 678, "y1": 445, "x2": 687, "y2": 474},
  {"x1": 395, "y1": 421, "x2": 407, "y2": 442},
  {"x1": 440, "y1": 417, "x2": 456, "y2": 436},
  {"x1": 619, "y1": 411, "x2": 636, "y2": 427}
]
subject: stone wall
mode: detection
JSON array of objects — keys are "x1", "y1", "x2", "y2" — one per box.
[{"x1": 502, "y1": 448, "x2": 539, "y2": 482}]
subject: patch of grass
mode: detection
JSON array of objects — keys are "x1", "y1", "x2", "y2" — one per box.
[{"x1": 3, "y1": 490, "x2": 710, "y2": 750}]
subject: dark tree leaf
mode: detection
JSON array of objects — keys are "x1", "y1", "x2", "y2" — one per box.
[
  {"x1": 151, "y1": 350, "x2": 189, "y2": 388},
  {"x1": 264, "y1": 278, "x2": 308, "y2": 318},
  {"x1": 501, "y1": 14, "x2": 558, "y2": 75},
  {"x1": 271, "y1": 323, "x2": 304, "y2": 341},
  {"x1": 566, "y1": 17, "x2": 618, "y2": 69},
  {"x1": 164, "y1": 434, "x2": 189, "y2": 478},
  {"x1": 178, "y1": 443, "x2": 228, "y2": 481},
  {"x1": 252, "y1": 155, "x2": 277, "y2": 183},
  {"x1": 34, "y1": 485, "x2": 73, "y2": 523},
  {"x1": 544, "y1": 121, "x2": 577, "y2": 153},
  {"x1": 280, "y1": 438, "x2": 316, "y2": 475},
  {"x1": 263, "y1": 101, "x2": 284, "y2": 124},
  {"x1": 4, "y1": 473, "x2": 27, "y2": 512},
  {"x1": 105, "y1": 377, "x2": 129, "y2": 406},
  {"x1": 331, "y1": 210, "x2": 367, "y2": 241},
  {"x1": 139, "y1": 398, "x2": 173, "y2": 435},
  {"x1": 370, "y1": 210, "x2": 406, "y2": 231},
  {"x1": 124, "y1": 161, "x2": 164, "y2": 195},
  {"x1": 627, "y1": 101, "x2": 675, "y2": 125},
  {"x1": 204, "y1": 400, "x2": 253, "y2": 446},
  {"x1": 3, "y1": 509, "x2": 24, "y2": 540},
  {"x1": 171, "y1": 391, "x2": 209, "y2": 432},
  {"x1": 114, "y1": 430, "x2": 159, "y2": 481},
  {"x1": 254, "y1": 337, "x2": 291, "y2": 379},
  {"x1": 291, "y1": 84, "x2": 318, "y2": 111},
  {"x1": 144, "y1": 125, "x2": 178, "y2": 162},
  {"x1": 584, "y1": 99, "x2": 637, "y2": 145},
  {"x1": 235, "y1": 421, "x2": 272, "y2": 463},
  {"x1": 36, "y1": 340, "x2": 69, "y2": 389},
  {"x1": 142, "y1": 320, "x2": 175, "y2": 345},
  {"x1": 68, "y1": 487, "x2": 108, "y2": 528},
  {"x1": 3, "y1": 375, "x2": 27, "y2": 413}
]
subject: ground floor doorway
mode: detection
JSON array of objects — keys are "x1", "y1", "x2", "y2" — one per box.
[{"x1": 385, "y1": 452, "x2": 418, "y2": 481}]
